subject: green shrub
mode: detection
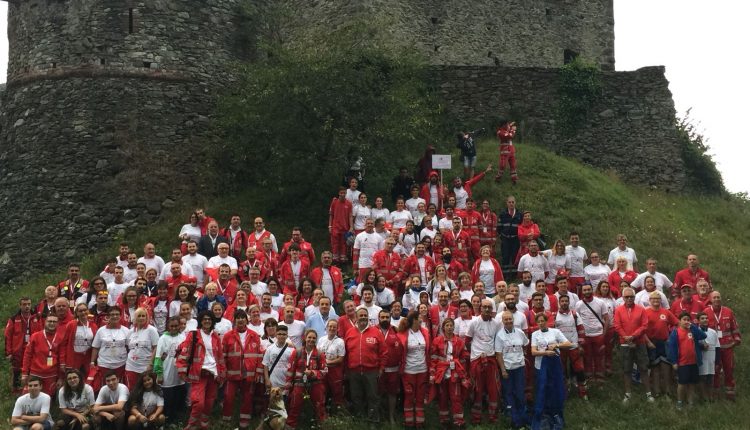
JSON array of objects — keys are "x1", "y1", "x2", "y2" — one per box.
[
  {"x1": 555, "y1": 58, "x2": 602, "y2": 138},
  {"x1": 676, "y1": 109, "x2": 725, "y2": 195}
]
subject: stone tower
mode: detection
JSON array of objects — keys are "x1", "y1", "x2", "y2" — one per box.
[{"x1": 0, "y1": 0, "x2": 241, "y2": 280}]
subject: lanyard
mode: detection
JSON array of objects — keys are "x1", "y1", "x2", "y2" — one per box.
[
  {"x1": 714, "y1": 307, "x2": 722, "y2": 325},
  {"x1": 46, "y1": 332, "x2": 58, "y2": 355}
]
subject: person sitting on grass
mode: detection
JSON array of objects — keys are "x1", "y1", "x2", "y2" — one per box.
[
  {"x1": 57, "y1": 369, "x2": 95, "y2": 430},
  {"x1": 126, "y1": 372, "x2": 165, "y2": 429},
  {"x1": 11, "y1": 376, "x2": 54, "y2": 430},
  {"x1": 92, "y1": 371, "x2": 129, "y2": 430}
]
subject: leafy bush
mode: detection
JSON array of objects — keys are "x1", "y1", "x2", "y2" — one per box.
[
  {"x1": 676, "y1": 109, "x2": 725, "y2": 195},
  {"x1": 215, "y1": 21, "x2": 444, "y2": 215},
  {"x1": 555, "y1": 58, "x2": 602, "y2": 138}
]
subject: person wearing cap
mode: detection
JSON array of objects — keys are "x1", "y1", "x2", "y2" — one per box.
[
  {"x1": 419, "y1": 171, "x2": 447, "y2": 212},
  {"x1": 670, "y1": 284, "x2": 703, "y2": 323},
  {"x1": 495, "y1": 119, "x2": 518, "y2": 184}
]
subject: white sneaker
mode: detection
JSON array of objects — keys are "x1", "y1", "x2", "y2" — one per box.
[
  {"x1": 646, "y1": 393, "x2": 655, "y2": 403},
  {"x1": 622, "y1": 393, "x2": 632, "y2": 404}
]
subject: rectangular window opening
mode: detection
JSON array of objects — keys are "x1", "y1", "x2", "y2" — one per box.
[
  {"x1": 100, "y1": 58, "x2": 106, "y2": 65},
  {"x1": 51, "y1": 62, "x2": 56, "y2": 68},
  {"x1": 143, "y1": 61, "x2": 152, "y2": 68},
  {"x1": 128, "y1": 8, "x2": 134, "y2": 34}
]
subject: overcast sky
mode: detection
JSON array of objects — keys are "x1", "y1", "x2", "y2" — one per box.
[{"x1": 1, "y1": 1, "x2": 747, "y2": 193}]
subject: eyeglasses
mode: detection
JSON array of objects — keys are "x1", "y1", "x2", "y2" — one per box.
[{"x1": 623, "y1": 295, "x2": 635, "y2": 299}]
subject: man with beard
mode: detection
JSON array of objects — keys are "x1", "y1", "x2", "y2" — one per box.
[
  {"x1": 220, "y1": 214, "x2": 249, "y2": 261},
  {"x1": 441, "y1": 247, "x2": 464, "y2": 282},
  {"x1": 467, "y1": 299, "x2": 502, "y2": 424},
  {"x1": 575, "y1": 283, "x2": 610, "y2": 381},
  {"x1": 371, "y1": 238, "x2": 405, "y2": 291},
  {"x1": 57, "y1": 263, "x2": 89, "y2": 303},
  {"x1": 419, "y1": 171, "x2": 446, "y2": 212},
  {"x1": 497, "y1": 196, "x2": 522, "y2": 278},
  {"x1": 401, "y1": 242, "x2": 433, "y2": 289},
  {"x1": 378, "y1": 309, "x2": 403, "y2": 424},
  {"x1": 444, "y1": 217, "x2": 471, "y2": 270},
  {"x1": 311, "y1": 251, "x2": 345, "y2": 304},
  {"x1": 555, "y1": 295, "x2": 588, "y2": 399},
  {"x1": 345, "y1": 308, "x2": 387, "y2": 422},
  {"x1": 517, "y1": 271, "x2": 535, "y2": 304},
  {"x1": 182, "y1": 240, "x2": 208, "y2": 288},
  {"x1": 517, "y1": 241, "x2": 549, "y2": 286}
]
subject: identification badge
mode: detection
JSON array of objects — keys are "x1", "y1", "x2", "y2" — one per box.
[
  {"x1": 458, "y1": 243, "x2": 462, "y2": 250},
  {"x1": 482, "y1": 227, "x2": 488, "y2": 233},
  {"x1": 47, "y1": 356, "x2": 54, "y2": 367},
  {"x1": 449, "y1": 361, "x2": 455, "y2": 370},
  {"x1": 716, "y1": 330, "x2": 723, "y2": 338},
  {"x1": 24, "y1": 334, "x2": 30, "y2": 343}
]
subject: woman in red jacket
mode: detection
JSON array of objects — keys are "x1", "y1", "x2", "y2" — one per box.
[
  {"x1": 479, "y1": 200, "x2": 498, "y2": 253},
  {"x1": 62, "y1": 303, "x2": 98, "y2": 377},
  {"x1": 515, "y1": 211, "x2": 540, "y2": 265},
  {"x1": 430, "y1": 318, "x2": 470, "y2": 429},
  {"x1": 471, "y1": 245, "x2": 504, "y2": 297},
  {"x1": 398, "y1": 311, "x2": 432, "y2": 429},
  {"x1": 286, "y1": 329, "x2": 328, "y2": 429}
]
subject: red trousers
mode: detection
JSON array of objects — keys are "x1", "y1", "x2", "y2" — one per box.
[
  {"x1": 124, "y1": 370, "x2": 140, "y2": 390},
  {"x1": 222, "y1": 379, "x2": 254, "y2": 428},
  {"x1": 287, "y1": 382, "x2": 327, "y2": 429},
  {"x1": 583, "y1": 335, "x2": 606, "y2": 377},
  {"x1": 603, "y1": 329, "x2": 615, "y2": 373},
  {"x1": 28, "y1": 374, "x2": 58, "y2": 396},
  {"x1": 714, "y1": 347, "x2": 736, "y2": 396},
  {"x1": 470, "y1": 358, "x2": 499, "y2": 424},
  {"x1": 325, "y1": 364, "x2": 346, "y2": 407},
  {"x1": 437, "y1": 378, "x2": 464, "y2": 426},
  {"x1": 186, "y1": 371, "x2": 218, "y2": 430},
  {"x1": 330, "y1": 228, "x2": 348, "y2": 261},
  {"x1": 402, "y1": 372, "x2": 428, "y2": 427},
  {"x1": 498, "y1": 144, "x2": 518, "y2": 182},
  {"x1": 561, "y1": 348, "x2": 587, "y2": 398},
  {"x1": 66, "y1": 351, "x2": 92, "y2": 378}
]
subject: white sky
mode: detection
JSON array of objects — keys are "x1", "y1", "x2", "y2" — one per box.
[{"x1": 1, "y1": 1, "x2": 748, "y2": 193}]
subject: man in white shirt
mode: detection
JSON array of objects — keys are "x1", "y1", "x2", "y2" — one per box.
[
  {"x1": 554, "y1": 277, "x2": 580, "y2": 308},
  {"x1": 259, "y1": 293, "x2": 280, "y2": 322},
  {"x1": 357, "y1": 286, "x2": 382, "y2": 327},
  {"x1": 494, "y1": 310, "x2": 529, "y2": 429},
  {"x1": 207, "y1": 243, "x2": 238, "y2": 276},
  {"x1": 278, "y1": 306, "x2": 306, "y2": 349},
  {"x1": 123, "y1": 253, "x2": 139, "y2": 283},
  {"x1": 11, "y1": 377, "x2": 54, "y2": 430},
  {"x1": 138, "y1": 243, "x2": 165, "y2": 274},
  {"x1": 495, "y1": 293, "x2": 528, "y2": 331},
  {"x1": 607, "y1": 234, "x2": 638, "y2": 271},
  {"x1": 345, "y1": 178, "x2": 362, "y2": 205},
  {"x1": 405, "y1": 185, "x2": 426, "y2": 219},
  {"x1": 352, "y1": 218, "x2": 385, "y2": 281},
  {"x1": 92, "y1": 371, "x2": 129, "y2": 429},
  {"x1": 438, "y1": 206, "x2": 456, "y2": 233},
  {"x1": 517, "y1": 241, "x2": 549, "y2": 284},
  {"x1": 158, "y1": 248, "x2": 195, "y2": 281},
  {"x1": 631, "y1": 258, "x2": 673, "y2": 294},
  {"x1": 107, "y1": 266, "x2": 130, "y2": 305},
  {"x1": 574, "y1": 284, "x2": 609, "y2": 381},
  {"x1": 517, "y1": 271, "x2": 536, "y2": 303},
  {"x1": 467, "y1": 299, "x2": 502, "y2": 424},
  {"x1": 262, "y1": 325, "x2": 295, "y2": 390},
  {"x1": 182, "y1": 241, "x2": 208, "y2": 287},
  {"x1": 565, "y1": 232, "x2": 588, "y2": 294}
]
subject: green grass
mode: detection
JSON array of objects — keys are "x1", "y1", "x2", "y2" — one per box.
[{"x1": 2, "y1": 138, "x2": 749, "y2": 429}]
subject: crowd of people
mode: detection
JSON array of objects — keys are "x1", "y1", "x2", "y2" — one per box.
[{"x1": 4, "y1": 126, "x2": 741, "y2": 430}]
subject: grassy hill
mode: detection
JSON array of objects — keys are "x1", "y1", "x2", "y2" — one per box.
[{"x1": 2, "y1": 138, "x2": 749, "y2": 429}]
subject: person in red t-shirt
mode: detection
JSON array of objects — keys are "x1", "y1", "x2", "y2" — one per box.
[
  {"x1": 329, "y1": 187, "x2": 353, "y2": 264},
  {"x1": 670, "y1": 284, "x2": 703, "y2": 323},
  {"x1": 667, "y1": 312, "x2": 707, "y2": 409},
  {"x1": 671, "y1": 254, "x2": 712, "y2": 299},
  {"x1": 495, "y1": 120, "x2": 518, "y2": 183},
  {"x1": 644, "y1": 291, "x2": 679, "y2": 397}
]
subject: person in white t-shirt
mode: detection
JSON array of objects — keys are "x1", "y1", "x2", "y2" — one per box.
[
  {"x1": 607, "y1": 234, "x2": 638, "y2": 271},
  {"x1": 56, "y1": 369, "x2": 96, "y2": 430},
  {"x1": 91, "y1": 307, "x2": 131, "y2": 386},
  {"x1": 11, "y1": 377, "x2": 54, "y2": 430},
  {"x1": 153, "y1": 316, "x2": 186, "y2": 425},
  {"x1": 138, "y1": 243, "x2": 165, "y2": 275},
  {"x1": 466, "y1": 299, "x2": 502, "y2": 424},
  {"x1": 565, "y1": 232, "x2": 588, "y2": 294},
  {"x1": 107, "y1": 266, "x2": 129, "y2": 306},
  {"x1": 181, "y1": 241, "x2": 208, "y2": 287},
  {"x1": 262, "y1": 325, "x2": 295, "y2": 391},
  {"x1": 530, "y1": 313, "x2": 572, "y2": 429},
  {"x1": 574, "y1": 283, "x2": 610, "y2": 380},
  {"x1": 346, "y1": 178, "x2": 362, "y2": 205},
  {"x1": 207, "y1": 243, "x2": 239, "y2": 276},
  {"x1": 697, "y1": 312, "x2": 720, "y2": 401},
  {"x1": 494, "y1": 310, "x2": 529, "y2": 429},
  {"x1": 351, "y1": 193, "x2": 372, "y2": 233},
  {"x1": 124, "y1": 308, "x2": 159, "y2": 389},
  {"x1": 389, "y1": 198, "x2": 413, "y2": 230},
  {"x1": 404, "y1": 185, "x2": 426, "y2": 220},
  {"x1": 352, "y1": 218, "x2": 385, "y2": 281},
  {"x1": 583, "y1": 251, "x2": 611, "y2": 290},
  {"x1": 92, "y1": 371, "x2": 129, "y2": 430},
  {"x1": 631, "y1": 258, "x2": 673, "y2": 294},
  {"x1": 126, "y1": 372, "x2": 165, "y2": 429},
  {"x1": 318, "y1": 319, "x2": 346, "y2": 410},
  {"x1": 278, "y1": 306, "x2": 306, "y2": 349},
  {"x1": 517, "y1": 241, "x2": 549, "y2": 285}
]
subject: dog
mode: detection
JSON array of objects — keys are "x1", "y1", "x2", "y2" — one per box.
[{"x1": 256, "y1": 386, "x2": 287, "y2": 430}]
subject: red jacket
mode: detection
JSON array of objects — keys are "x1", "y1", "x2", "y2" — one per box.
[
  {"x1": 4, "y1": 312, "x2": 41, "y2": 358},
  {"x1": 198, "y1": 216, "x2": 216, "y2": 236},
  {"x1": 670, "y1": 298, "x2": 704, "y2": 323},
  {"x1": 246, "y1": 230, "x2": 274, "y2": 252},
  {"x1": 396, "y1": 327, "x2": 431, "y2": 373},
  {"x1": 23, "y1": 329, "x2": 65, "y2": 378},
  {"x1": 278, "y1": 259, "x2": 311, "y2": 296},
  {"x1": 449, "y1": 172, "x2": 486, "y2": 202},
  {"x1": 430, "y1": 335, "x2": 469, "y2": 383},
  {"x1": 61, "y1": 319, "x2": 98, "y2": 369},
  {"x1": 256, "y1": 250, "x2": 279, "y2": 282},
  {"x1": 221, "y1": 228, "x2": 249, "y2": 261},
  {"x1": 329, "y1": 198, "x2": 353, "y2": 231},
  {"x1": 239, "y1": 255, "x2": 268, "y2": 283},
  {"x1": 166, "y1": 274, "x2": 197, "y2": 297},
  {"x1": 280, "y1": 240, "x2": 316, "y2": 266},
  {"x1": 176, "y1": 330, "x2": 226, "y2": 382},
  {"x1": 526, "y1": 308, "x2": 556, "y2": 334},
  {"x1": 222, "y1": 328, "x2": 263, "y2": 381},
  {"x1": 471, "y1": 258, "x2": 504, "y2": 286},
  {"x1": 428, "y1": 304, "x2": 459, "y2": 338},
  {"x1": 402, "y1": 254, "x2": 435, "y2": 283},
  {"x1": 344, "y1": 325, "x2": 387, "y2": 372},
  {"x1": 479, "y1": 210, "x2": 498, "y2": 241},
  {"x1": 607, "y1": 270, "x2": 638, "y2": 296},
  {"x1": 381, "y1": 327, "x2": 404, "y2": 371},
  {"x1": 460, "y1": 209, "x2": 483, "y2": 242},
  {"x1": 704, "y1": 306, "x2": 741, "y2": 348},
  {"x1": 443, "y1": 229, "x2": 471, "y2": 267},
  {"x1": 419, "y1": 181, "x2": 447, "y2": 210},
  {"x1": 287, "y1": 347, "x2": 327, "y2": 386},
  {"x1": 371, "y1": 250, "x2": 404, "y2": 288},
  {"x1": 57, "y1": 279, "x2": 90, "y2": 302},
  {"x1": 443, "y1": 260, "x2": 465, "y2": 283},
  {"x1": 614, "y1": 304, "x2": 648, "y2": 344},
  {"x1": 496, "y1": 125, "x2": 516, "y2": 144},
  {"x1": 216, "y1": 278, "x2": 239, "y2": 305},
  {"x1": 337, "y1": 315, "x2": 357, "y2": 339},
  {"x1": 310, "y1": 266, "x2": 345, "y2": 304},
  {"x1": 672, "y1": 268, "x2": 711, "y2": 298}
]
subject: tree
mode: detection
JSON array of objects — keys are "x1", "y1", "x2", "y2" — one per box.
[{"x1": 215, "y1": 22, "x2": 444, "y2": 214}]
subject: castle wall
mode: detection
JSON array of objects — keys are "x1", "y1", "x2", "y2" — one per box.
[
  {"x1": 0, "y1": 0, "x2": 240, "y2": 281},
  {"x1": 431, "y1": 65, "x2": 686, "y2": 190},
  {"x1": 285, "y1": 0, "x2": 615, "y2": 70}
]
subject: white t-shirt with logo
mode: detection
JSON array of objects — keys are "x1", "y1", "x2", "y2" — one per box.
[
  {"x1": 182, "y1": 254, "x2": 208, "y2": 286},
  {"x1": 92, "y1": 326, "x2": 132, "y2": 369},
  {"x1": 155, "y1": 332, "x2": 186, "y2": 388},
  {"x1": 58, "y1": 384, "x2": 95, "y2": 412},
  {"x1": 126, "y1": 326, "x2": 160, "y2": 373},
  {"x1": 353, "y1": 231, "x2": 385, "y2": 268},
  {"x1": 95, "y1": 383, "x2": 129, "y2": 405},
  {"x1": 404, "y1": 330, "x2": 428, "y2": 374},
  {"x1": 531, "y1": 328, "x2": 567, "y2": 369},
  {"x1": 494, "y1": 327, "x2": 529, "y2": 370},
  {"x1": 467, "y1": 318, "x2": 501, "y2": 361},
  {"x1": 262, "y1": 342, "x2": 294, "y2": 388},
  {"x1": 12, "y1": 393, "x2": 53, "y2": 425}
]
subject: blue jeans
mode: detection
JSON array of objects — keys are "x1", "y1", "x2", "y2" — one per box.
[{"x1": 504, "y1": 366, "x2": 528, "y2": 427}]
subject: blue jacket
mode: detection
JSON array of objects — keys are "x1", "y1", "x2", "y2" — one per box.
[
  {"x1": 667, "y1": 324, "x2": 707, "y2": 367},
  {"x1": 196, "y1": 294, "x2": 228, "y2": 314}
]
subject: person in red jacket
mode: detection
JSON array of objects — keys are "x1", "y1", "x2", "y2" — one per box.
[
  {"x1": 220, "y1": 214, "x2": 249, "y2": 261},
  {"x1": 344, "y1": 307, "x2": 387, "y2": 422},
  {"x1": 311, "y1": 251, "x2": 345, "y2": 304},
  {"x1": 429, "y1": 290, "x2": 459, "y2": 338},
  {"x1": 221, "y1": 310, "x2": 262, "y2": 429},
  {"x1": 57, "y1": 263, "x2": 89, "y2": 304},
  {"x1": 239, "y1": 247, "x2": 268, "y2": 283},
  {"x1": 402, "y1": 242, "x2": 435, "y2": 289},
  {"x1": 430, "y1": 318, "x2": 469, "y2": 428},
  {"x1": 278, "y1": 245, "x2": 311, "y2": 297},
  {"x1": 22, "y1": 313, "x2": 64, "y2": 396},
  {"x1": 4, "y1": 297, "x2": 40, "y2": 394},
  {"x1": 279, "y1": 227, "x2": 316, "y2": 266},
  {"x1": 479, "y1": 199, "x2": 498, "y2": 253},
  {"x1": 449, "y1": 166, "x2": 490, "y2": 210},
  {"x1": 195, "y1": 207, "x2": 215, "y2": 236},
  {"x1": 61, "y1": 303, "x2": 97, "y2": 377},
  {"x1": 329, "y1": 187, "x2": 353, "y2": 264},
  {"x1": 257, "y1": 237, "x2": 279, "y2": 282},
  {"x1": 614, "y1": 287, "x2": 654, "y2": 403},
  {"x1": 176, "y1": 311, "x2": 226, "y2": 430},
  {"x1": 377, "y1": 309, "x2": 403, "y2": 424},
  {"x1": 495, "y1": 119, "x2": 518, "y2": 183},
  {"x1": 704, "y1": 291, "x2": 741, "y2": 400},
  {"x1": 286, "y1": 329, "x2": 328, "y2": 429},
  {"x1": 419, "y1": 171, "x2": 447, "y2": 212},
  {"x1": 670, "y1": 284, "x2": 704, "y2": 323},
  {"x1": 371, "y1": 238, "x2": 404, "y2": 293},
  {"x1": 461, "y1": 199, "x2": 484, "y2": 262},
  {"x1": 672, "y1": 254, "x2": 712, "y2": 299},
  {"x1": 443, "y1": 217, "x2": 471, "y2": 269},
  {"x1": 397, "y1": 311, "x2": 431, "y2": 429},
  {"x1": 515, "y1": 211, "x2": 540, "y2": 265},
  {"x1": 471, "y1": 245, "x2": 504, "y2": 296},
  {"x1": 644, "y1": 291, "x2": 679, "y2": 398},
  {"x1": 608, "y1": 256, "x2": 638, "y2": 296}
]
